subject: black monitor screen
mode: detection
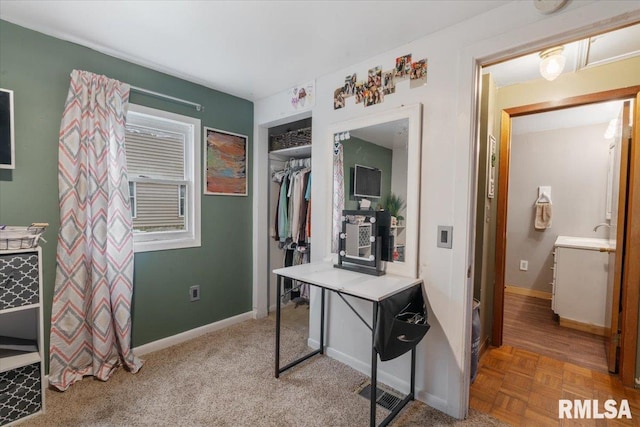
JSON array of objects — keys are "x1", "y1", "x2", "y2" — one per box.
[{"x1": 353, "y1": 164, "x2": 381, "y2": 198}]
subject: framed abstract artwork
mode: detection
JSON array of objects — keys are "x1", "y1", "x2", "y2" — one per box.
[{"x1": 204, "y1": 127, "x2": 248, "y2": 196}]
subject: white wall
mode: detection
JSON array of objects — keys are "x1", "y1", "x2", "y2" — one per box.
[
  {"x1": 506, "y1": 123, "x2": 611, "y2": 292},
  {"x1": 253, "y1": 1, "x2": 640, "y2": 418}
]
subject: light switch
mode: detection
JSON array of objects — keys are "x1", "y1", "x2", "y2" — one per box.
[{"x1": 437, "y1": 226, "x2": 453, "y2": 249}]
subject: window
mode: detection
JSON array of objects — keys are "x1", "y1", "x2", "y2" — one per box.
[
  {"x1": 129, "y1": 181, "x2": 137, "y2": 219},
  {"x1": 178, "y1": 184, "x2": 186, "y2": 218},
  {"x1": 125, "y1": 104, "x2": 201, "y2": 252}
]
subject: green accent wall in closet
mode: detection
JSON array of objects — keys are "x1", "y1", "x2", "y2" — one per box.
[{"x1": 0, "y1": 21, "x2": 254, "y2": 369}]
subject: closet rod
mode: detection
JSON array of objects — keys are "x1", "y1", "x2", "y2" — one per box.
[{"x1": 129, "y1": 85, "x2": 203, "y2": 112}]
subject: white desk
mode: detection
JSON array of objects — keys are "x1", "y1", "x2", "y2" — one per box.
[{"x1": 273, "y1": 261, "x2": 423, "y2": 427}]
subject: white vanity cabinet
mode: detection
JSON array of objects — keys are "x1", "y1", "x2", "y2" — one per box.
[
  {"x1": 553, "y1": 236, "x2": 609, "y2": 330},
  {"x1": 0, "y1": 248, "x2": 45, "y2": 426}
]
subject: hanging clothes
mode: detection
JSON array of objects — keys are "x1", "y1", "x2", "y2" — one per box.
[
  {"x1": 272, "y1": 158, "x2": 311, "y2": 247},
  {"x1": 278, "y1": 175, "x2": 290, "y2": 242},
  {"x1": 272, "y1": 157, "x2": 312, "y2": 306},
  {"x1": 305, "y1": 172, "x2": 312, "y2": 240}
]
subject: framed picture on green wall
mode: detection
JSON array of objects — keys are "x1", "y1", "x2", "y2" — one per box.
[
  {"x1": 0, "y1": 88, "x2": 15, "y2": 169},
  {"x1": 204, "y1": 127, "x2": 248, "y2": 196}
]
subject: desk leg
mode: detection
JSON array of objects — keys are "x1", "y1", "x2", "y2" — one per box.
[
  {"x1": 411, "y1": 347, "x2": 416, "y2": 397},
  {"x1": 275, "y1": 274, "x2": 282, "y2": 379},
  {"x1": 274, "y1": 280, "x2": 323, "y2": 377},
  {"x1": 370, "y1": 301, "x2": 379, "y2": 427},
  {"x1": 320, "y1": 288, "x2": 325, "y2": 354}
]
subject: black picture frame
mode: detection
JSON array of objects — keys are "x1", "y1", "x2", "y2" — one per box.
[{"x1": 0, "y1": 88, "x2": 15, "y2": 169}]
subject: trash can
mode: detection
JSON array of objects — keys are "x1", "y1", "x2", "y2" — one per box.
[
  {"x1": 470, "y1": 299, "x2": 481, "y2": 383},
  {"x1": 374, "y1": 285, "x2": 430, "y2": 361}
]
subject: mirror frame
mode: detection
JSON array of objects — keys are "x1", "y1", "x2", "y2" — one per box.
[{"x1": 327, "y1": 103, "x2": 422, "y2": 278}]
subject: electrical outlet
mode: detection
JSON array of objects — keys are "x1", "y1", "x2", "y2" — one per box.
[
  {"x1": 189, "y1": 285, "x2": 200, "y2": 302},
  {"x1": 519, "y1": 260, "x2": 528, "y2": 271}
]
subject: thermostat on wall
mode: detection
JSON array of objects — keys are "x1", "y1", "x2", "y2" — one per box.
[{"x1": 437, "y1": 226, "x2": 453, "y2": 249}]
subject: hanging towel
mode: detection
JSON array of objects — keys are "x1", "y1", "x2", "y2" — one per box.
[{"x1": 534, "y1": 202, "x2": 552, "y2": 230}]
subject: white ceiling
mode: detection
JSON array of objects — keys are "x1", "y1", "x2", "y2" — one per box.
[
  {"x1": 484, "y1": 23, "x2": 640, "y2": 88},
  {"x1": 486, "y1": 23, "x2": 639, "y2": 133},
  {"x1": 0, "y1": 0, "x2": 511, "y2": 101}
]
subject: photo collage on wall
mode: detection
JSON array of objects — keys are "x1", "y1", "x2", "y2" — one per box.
[{"x1": 333, "y1": 53, "x2": 428, "y2": 110}]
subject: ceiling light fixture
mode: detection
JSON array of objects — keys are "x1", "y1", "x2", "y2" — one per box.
[{"x1": 539, "y1": 46, "x2": 566, "y2": 81}]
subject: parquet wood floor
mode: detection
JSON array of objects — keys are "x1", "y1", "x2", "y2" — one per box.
[{"x1": 469, "y1": 294, "x2": 639, "y2": 426}]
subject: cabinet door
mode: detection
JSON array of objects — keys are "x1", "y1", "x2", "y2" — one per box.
[
  {"x1": 0, "y1": 252, "x2": 39, "y2": 310},
  {"x1": 554, "y1": 248, "x2": 608, "y2": 327}
]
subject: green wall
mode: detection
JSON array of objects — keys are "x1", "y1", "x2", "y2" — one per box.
[
  {"x1": 0, "y1": 21, "x2": 254, "y2": 367},
  {"x1": 342, "y1": 137, "x2": 392, "y2": 211}
]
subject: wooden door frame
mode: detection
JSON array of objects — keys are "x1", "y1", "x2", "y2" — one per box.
[
  {"x1": 606, "y1": 100, "x2": 631, "y2": 373},
  {"x1": 492, "y1": 86, "x2": 640, "y2": 387}
]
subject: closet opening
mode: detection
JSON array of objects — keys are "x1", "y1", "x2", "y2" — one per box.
[{"x1": 267, "y1": 118, "x2": 312, "y2": 315}]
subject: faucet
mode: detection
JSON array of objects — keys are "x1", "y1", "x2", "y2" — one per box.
[{"x1": 593, "y1": 223, "x2": 610, "y2": 232}]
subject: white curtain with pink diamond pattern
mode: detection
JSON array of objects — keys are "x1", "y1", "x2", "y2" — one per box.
[
  {"x1": 49, "y1": 70, "x2": 143, "y2": 391},
  {"x1": 332, "y1": 141, "x2": 345, "y2": 253}
]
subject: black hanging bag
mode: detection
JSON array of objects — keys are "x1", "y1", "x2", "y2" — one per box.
[{"x1": 374, "y1": 285, "x2": 430, "y2": 361}]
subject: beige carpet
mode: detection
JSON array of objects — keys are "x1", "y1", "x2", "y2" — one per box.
[{"x1": 19, "y1": 306, "x2": 507, "y2": 426}]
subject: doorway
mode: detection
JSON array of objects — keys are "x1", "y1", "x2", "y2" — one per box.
[
  {"x1": 498, "y1": 100, "x2": 629, "y2": 373},
  {"x1": 491, "y1": 87, "x2": 640, "y2": 383}
]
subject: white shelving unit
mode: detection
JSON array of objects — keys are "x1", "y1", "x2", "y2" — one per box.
[
  {"x1": 0, "y1": 247, "x2": 45, "y2": 426},
  {"x1": 345, "y1": 222, "x2": 373, "y2": 260},
  {"x1": 390, "y1": 225, "x2": 406, "y2": 262}
]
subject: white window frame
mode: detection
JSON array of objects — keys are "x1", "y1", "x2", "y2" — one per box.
[
  {"x1": 129, "y1": 181, "x2": 137, "y2": 219},
  {"x1": 178, "y1": 184, "x2": 186, "y2": 218},
  {"x1": 126, "y1": 104, "x2": 201, "y2": 252}
]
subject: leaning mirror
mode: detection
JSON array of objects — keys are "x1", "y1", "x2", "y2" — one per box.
[{"x1": 329, "y1": 104, "x2": 422, "y2": 278}]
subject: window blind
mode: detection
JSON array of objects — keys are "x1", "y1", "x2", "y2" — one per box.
[{"x1": 125, "y1": 125, "x2": 185, "y2": 179}]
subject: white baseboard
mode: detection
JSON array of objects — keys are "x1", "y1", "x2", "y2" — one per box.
[
  {"x1": 253, "y1": 308, "x2": 268, "y2": 319},
  {"x1": 133, "y1": 310, "x2": 255, "y2": 356},
  {"x1": 307, "y1": 337, "x2": 449, "y2": 410},
  {"x1": 42, "y1": 312, "x2": 253, "y2": 389},
  {"x1": 415, "y1": 389, "x2": 449, "y2": 416}
]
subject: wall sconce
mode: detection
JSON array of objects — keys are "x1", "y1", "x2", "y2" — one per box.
[{"x1": 539, "y1": 46, "x2": 566, "y2": 81}]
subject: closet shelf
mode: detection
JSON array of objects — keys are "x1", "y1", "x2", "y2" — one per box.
[
  {"x1": 269, "y1": 126, "x2": 311, "y2": 151},
  {"x1": 269, "y1": 144, "x2": 311, "y2": 160}
]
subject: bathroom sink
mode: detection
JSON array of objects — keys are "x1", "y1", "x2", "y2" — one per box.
[{"x1": 554, "y1": 236, "x2": 613, "y2": 251}]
